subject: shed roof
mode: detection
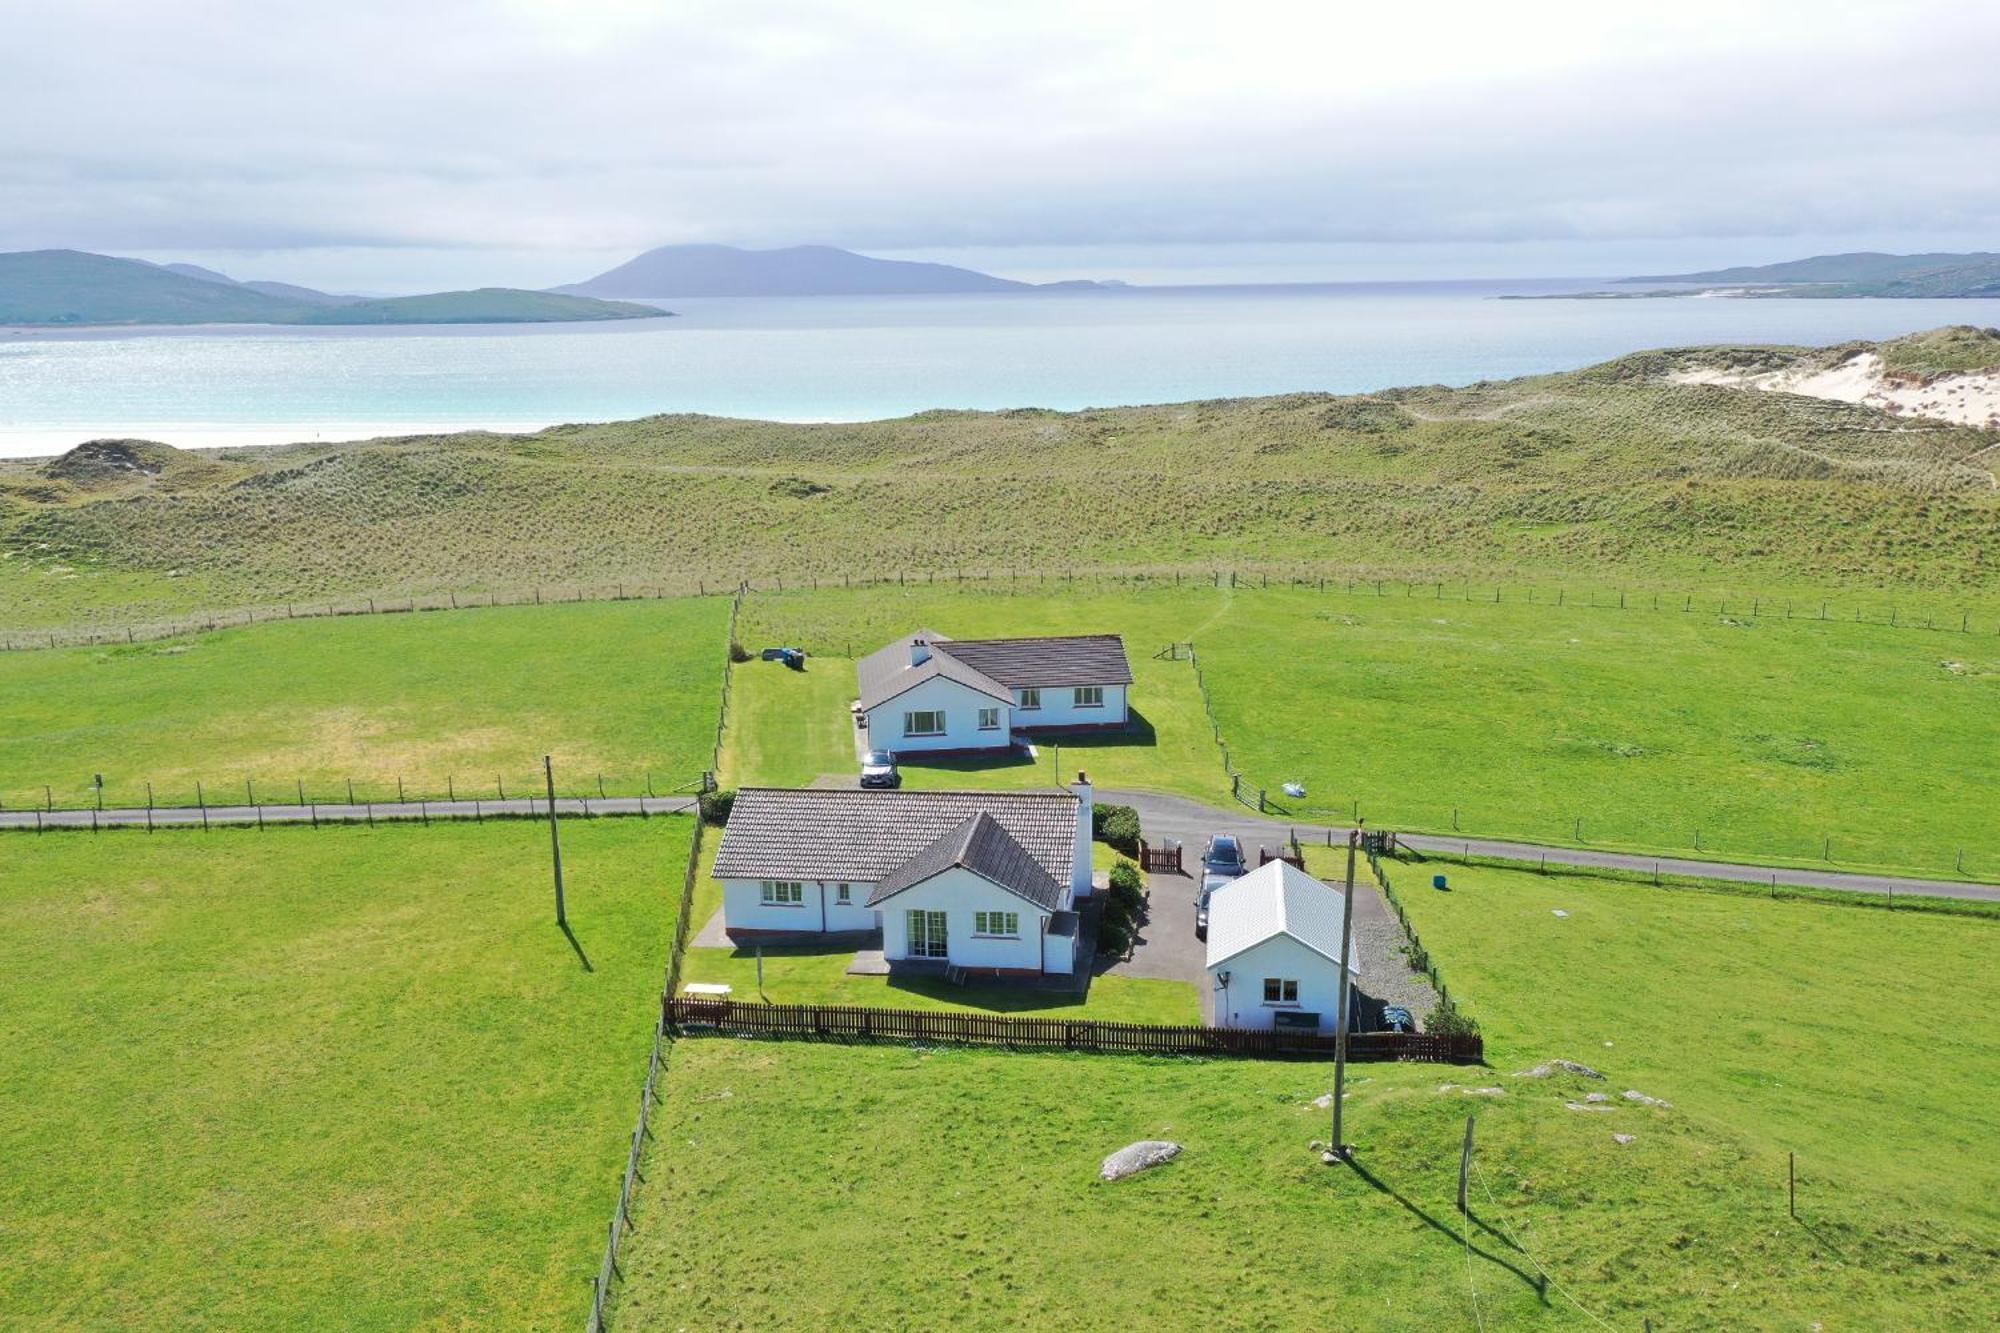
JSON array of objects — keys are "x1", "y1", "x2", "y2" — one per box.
[
  {"x1": 713, "y1": 786, "x2": 1080, "y2": 887},
  {"x1": 1203, "y1": 860, "x2": 1360, "y2": 975},
  {"x1": 867, "y1": 811, "x2": 1068, "y2": 912}
]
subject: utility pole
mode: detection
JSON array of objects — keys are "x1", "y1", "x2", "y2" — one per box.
[
  {"x1": 545, "y1": 755, "x2": 567, "y2": 928},
  {"x1": 1330, "y1": 828, "x2": 1359, "y2": 1158}
]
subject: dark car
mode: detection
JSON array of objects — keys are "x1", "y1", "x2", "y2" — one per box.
[
  {"x1": 1195, "y1": 871, "x2": 1230, "y2": 940},
  {"x1": 859, "y1": 749, "x2": 901, "y2": 788},
  {"x1": 1202, "y1": 834, "x2": 1246, "y2": 877}
]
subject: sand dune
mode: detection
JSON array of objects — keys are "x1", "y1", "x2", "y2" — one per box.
[{"x1": 1673, "y1": 351, "x2": 2000, "y2": 429}]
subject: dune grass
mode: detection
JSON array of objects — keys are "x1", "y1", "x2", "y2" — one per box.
[
  {"x1": 0, "y1": 816, "x2": 691, "y2": 1329},
  {"x1": 1354, "y1": 853, "x2": 2000, "y2": 1234},
  {"x1": 0, "y1": 596, "x2": 730, "y2": 810}
]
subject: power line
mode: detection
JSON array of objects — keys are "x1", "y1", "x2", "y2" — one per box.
[{"x1": 1471, "y1": 1158, "x2": 1618, "y2": 1331}]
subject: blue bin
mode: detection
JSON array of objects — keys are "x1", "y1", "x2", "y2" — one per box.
[{"x1": 1432, "y1": 874, "x2": 1449, "y2": 890}]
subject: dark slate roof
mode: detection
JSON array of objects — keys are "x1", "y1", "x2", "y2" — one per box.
[
  {"x1": 712, "y1": 787, "x2": 1080, "y2": 888},
  {"x1": 931, "y1": 634, "x2": 1133, "y2": 688},
  {"x1": 866, "y1": 811, "x2": 1067, "y2": 912}
]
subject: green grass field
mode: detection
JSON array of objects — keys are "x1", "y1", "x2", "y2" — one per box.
[
  {"x1": 1349, "y1": 853, "x2": 2000, "y2": 1234},
  {"x1": 610, "y1": 1039, "x2": 1986, "y2": 1331},
  {"x1": 0, "y1": 817, "x2": 690, "y2": 1329},
  {"x1": 0, "y1": 597, "x2": 730, "y2": 810}
]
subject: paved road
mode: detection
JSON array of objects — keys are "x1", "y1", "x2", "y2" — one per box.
[
  {"x1": 0, "y1": 795, "x2": 700, "y2": 831},
  {"x1": 1103, "y1": 789, "x2": 2000, "y2": 904}
]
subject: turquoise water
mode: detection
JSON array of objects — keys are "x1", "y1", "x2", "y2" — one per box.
[{"x1": 4, "y1": 279, "x2": 1999, "y2": 457}]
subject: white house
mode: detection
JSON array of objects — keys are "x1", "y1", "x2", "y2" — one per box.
[
  {"x1": 1204, "y1": 859, "x2": 1360, "y2": 1034},
  {"x1": 856, "y1": 630, "x2": 1132, "y2": 756},
  {"x1": 711, "y1": 776, "x2": 1096, "y2": 977}
]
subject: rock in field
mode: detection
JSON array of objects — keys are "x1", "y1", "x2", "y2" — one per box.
[
  {"x1": 1100, "y1": 1140, "x2": 1182, "y2": 1182},
  {"x1": 1515, "y1": 1059, "x2": 1605, "y2": 1080},
  {"x1": 1624, "y1": 1090, "x2": 1671, "y2": 1107},
  {"x1": 1613, "y1": 1133, "x2": 1637, "y2": 1145},
  {"x1": 1565, "y1": 1101, "x2": 1616, "y2": 1113}
]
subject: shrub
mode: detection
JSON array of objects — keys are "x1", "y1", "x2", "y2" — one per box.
[
  {"x1": 728, "y1": 639, "x2": 752, "y2": 663},
  {"x1": 1109, "y1": 860, "x2": 1145, "y2": 915},
  {"x1": 1096, "y1": 916, "x2": 1131, "y2": 957},
  {"x1": 1093, "y1": 802, "x2": 1141, "y2": 855},
  {"x1": 698, "y1": 788, "x2": 736, "y2": 825},
  {"x1": 1424, "y1": 997, "x2": 1480, "y2": 1039}
]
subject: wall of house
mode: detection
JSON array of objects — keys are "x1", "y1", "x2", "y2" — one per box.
[
  {"x1": 1207, "y1": 934, "x2": 1351, "y2": 1033},
  {"x1": 878, "y1": 866, "x2": 1049, "y2": 972},
  {"x1": 865, "y1": 674, "x2": 1012, "y2": 754},
  {"x1": 720, "y1": 877, "x2": 881, "y2": 934},
  {"x1": 1012, "y1": 682, "x2": 1128, "y2": 730}
]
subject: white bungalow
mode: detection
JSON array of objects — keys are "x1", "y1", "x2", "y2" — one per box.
[
  {"x1": 1204, "y1": 859, "x2": 1360, "y2": 1034},
  {"x1": 711, "y1": 775, "x2": 1096, "y2": 977},
  {"x1": 856, "y1": 630, "x2": 1133, "y2": 756}
]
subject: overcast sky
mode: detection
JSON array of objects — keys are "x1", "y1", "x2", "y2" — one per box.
[{"x1": 5, "y1": 0, "x2": 1998, "y2": 291}]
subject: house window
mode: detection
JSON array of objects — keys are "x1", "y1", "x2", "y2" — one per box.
[
  {"x1": 974, "y1": 911, "x2": 1020, "y2": 936},
  {"x1": 977, "y1": 706, "x2": 1001, "y2": 731},
  {"x1": 1017, "y1": 687, "x2": 1041, "y2": 711},
  {"x1": 1262, "y1": 978, "x2": 1299, "y2": 1004},
  {"x1": 835, "y1": 883, "x2": 852, "y2": 904},
  {"x1": 904, "y1": 709, "x2": 945, "y2": 737},
  {"x1": 760, "y1": 880, "x2": 804, "y2": 906},
  {"x1": 1074, "y1": 685, "x2": 1104, "y2": 708}
]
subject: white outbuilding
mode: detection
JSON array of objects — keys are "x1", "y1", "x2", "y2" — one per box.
[{"x1": 1203, "y1": 859, "x2": 1360, "y2": 1034}]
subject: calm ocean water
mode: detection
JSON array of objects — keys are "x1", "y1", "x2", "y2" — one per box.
[{"x1": 5, "y1": 279, "x2": 2000, "y2": 458}]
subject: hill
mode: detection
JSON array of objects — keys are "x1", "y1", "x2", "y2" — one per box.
[
  {"x1": 296, "y1": 287, "x2": 663, "y2": 325},
  {"x1": 0, "y1": 329, "x2": 1994, "y2": 628},
  {"x1": 556, "y1": 243, "x2": 1035, "y2": 297},
  {"x1": 0, "y1": 250, "x2": 667, "y2": 326},
  {"x1": 0, "y1": 249, "x2": 316, "y2": 324},
  {"x1": 1625, "y1": 250, "x2": 2000, "y2": 298}
]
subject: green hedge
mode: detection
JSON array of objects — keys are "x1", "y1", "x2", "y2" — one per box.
[{"x1": 1093, "y1": 802, "x2": 1141, "y2": 855}]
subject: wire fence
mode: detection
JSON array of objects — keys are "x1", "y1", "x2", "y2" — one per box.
[
  {"x1": 8, "y1": 562, "x2": 1999, "y2": 652},
  {"x1": 0, "y1": 770, "x2": 712, "y2": 819}
]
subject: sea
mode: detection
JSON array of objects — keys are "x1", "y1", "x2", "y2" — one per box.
[{"x1": 5, "y1": 278, "x2": 2000, "y2": 459}]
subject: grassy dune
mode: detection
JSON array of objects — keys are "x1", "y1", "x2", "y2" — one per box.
[
  {"x1": 0, "y1": 597, "x2": 729, "y2": 810},
  {"x1": 4, "y1": 332, "x2": 1996, "y2": 629},
  {"x1": 0, "y1": 818, "x2": 690, "y2": 1329}
]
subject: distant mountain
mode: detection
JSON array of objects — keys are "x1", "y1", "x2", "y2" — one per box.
[
  {"x1": 0, "y1": 250, "x2": 668, "y2": 326},
  {"x1": 558, "y1": 243, "x2": 1078, "y2": 297},
  {"x1": 297, "y1": 288, "x2": 661, "y2": 325},
  {"x1": 1624, "y1": 251, "x2": 2000, "y2": 298}
]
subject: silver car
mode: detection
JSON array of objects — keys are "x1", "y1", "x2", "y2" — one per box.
[{"x1": 1195, "y1": 871, "x2": 1231, "y2": 940}]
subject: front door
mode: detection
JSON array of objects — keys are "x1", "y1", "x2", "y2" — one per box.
[{"x1": 906, "y1": 909, "x2": 948, "y2": 959}]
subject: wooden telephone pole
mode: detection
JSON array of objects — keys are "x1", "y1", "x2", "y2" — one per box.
[
  {"x1": 1330, "y1": 828, "x2": 1359, "y2": 1157},
  {"x1": 545, "y1": 755, "x2": 567, "y2": 927}
]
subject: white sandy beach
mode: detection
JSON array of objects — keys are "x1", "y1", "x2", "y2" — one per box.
[{"x1": 1673, "y1": 351, "x2": 2000, "y2": 429}]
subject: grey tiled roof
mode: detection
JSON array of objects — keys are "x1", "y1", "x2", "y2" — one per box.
[
  {"x1": 867, "y1": 811, "x2": 1068, "y2": 912},
  {"x1": 713, "y1": 787, "x2": 1080, "y2": 888},
  {"x1": 931, "y1": 635, "x2": 1133, "y2": 688},
  {"x1": 856, "y1": 630, "x2": 1132, "y2": 711}
]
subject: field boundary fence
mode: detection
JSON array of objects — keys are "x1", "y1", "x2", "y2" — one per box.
[
  {"x1": 9, "y1": 563, "x2": 1998, "y2": 652},
  {"x1": 586, "y1": 811, "x2": 709, "y2": 1333},
  {"x1": 0, "y1": 771, "x2": 711, "y2": 821},
  {"x1": 1366, "y1": 847, "x2": 1459, "y2": 1016},
  {"x1": 664, "y1": 997, "x2": 1484, "y2": 1062}
]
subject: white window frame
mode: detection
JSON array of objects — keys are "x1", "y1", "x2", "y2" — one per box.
[
  {"x1": 760, "y1": 880, "x2": 804, "y2": 906},
  {"x1": 1017, "y1": 687, "x2": 1041, "y2": 711},
  {"x1": 974, "y1": 910, "x2": 1020, "y2": 937},
  {"x1": 903, "y1": 709, "x2": 946, "y2": 737},
  {"x1": 1262, "y1": 977, "x2": 1299, "y2": 1005},
  {"x1": 1074, "y1": 685, "x2": 1104, "y2": 709},
  {"x1": 977, "y1": 706, "x2": 1001, "y2": 731},
  {"x1": 835, "y1": 883, "x2": 852, "y2": 905}
]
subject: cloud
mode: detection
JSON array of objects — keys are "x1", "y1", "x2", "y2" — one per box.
[{"x1": 4, "y1": 0, "x2": 1998, "y2": 282}]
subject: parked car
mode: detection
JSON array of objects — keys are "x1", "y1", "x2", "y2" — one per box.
[
  {"x1": 859, "y1": 749, "x2": 901, "y2": 789},
  {"x1": 1379, "y1": 1005, "x2": 1414, "y2": 1033},
  {"x1": 1195, "y1": 871, "x2": 1230, "y2": 940},
  {"x1": 1202, "y1": 834, "x2": 1246, "y2": 877}
]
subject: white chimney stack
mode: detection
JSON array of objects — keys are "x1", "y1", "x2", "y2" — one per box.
[
  {"x1": 1070, "y1": 770, "x2": 1094, "y2": 897},
  {"x1": 910, "y1": 636, "x2": 931, "y2": 666}
]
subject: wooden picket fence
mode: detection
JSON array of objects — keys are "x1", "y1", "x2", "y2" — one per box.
[{"x1": 665, "y1": 998, "x2": 1483, "y2": 1063}]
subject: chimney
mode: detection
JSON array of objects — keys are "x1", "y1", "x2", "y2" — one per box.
[
  {"x1": 910, "y1": 636, "x2": 931, "y2": 666},
  {"x1": 1070, "y1": 770, "x2": 1094, "y2": 897}
]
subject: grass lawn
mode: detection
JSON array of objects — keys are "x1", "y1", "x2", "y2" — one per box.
[
  {"x1": 611, "y1": 1040, "x2": 1984, "y2": 1330},
  {"x1": 0, "y1": 817, "x2": 690, "y2": 1329},
  {"x1": 0, "y1": 597, "x2": 730, "y2": 810},
  {"x1": 1356, "y1": 853, "x2": 2000, "y2": 1235}
]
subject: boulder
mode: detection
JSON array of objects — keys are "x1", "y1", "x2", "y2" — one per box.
[
  {"x1": 1623, "y1": 1090, "x2": 1671, "y2": 1107},
  {"x1": 1100, "y1": 1140, "x2": 1182, "y2": 1182},
  {"x1": 1613, "y1": 1133, "x2": 1637, "y2": 1145},
  {"x1": 1514, "y1": 1059, "x2": 1605, "y2": 1080}
]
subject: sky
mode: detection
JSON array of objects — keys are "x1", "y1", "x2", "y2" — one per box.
[{"x1": 4, "y1": 0, "x2": 1998, "y2": 292}]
